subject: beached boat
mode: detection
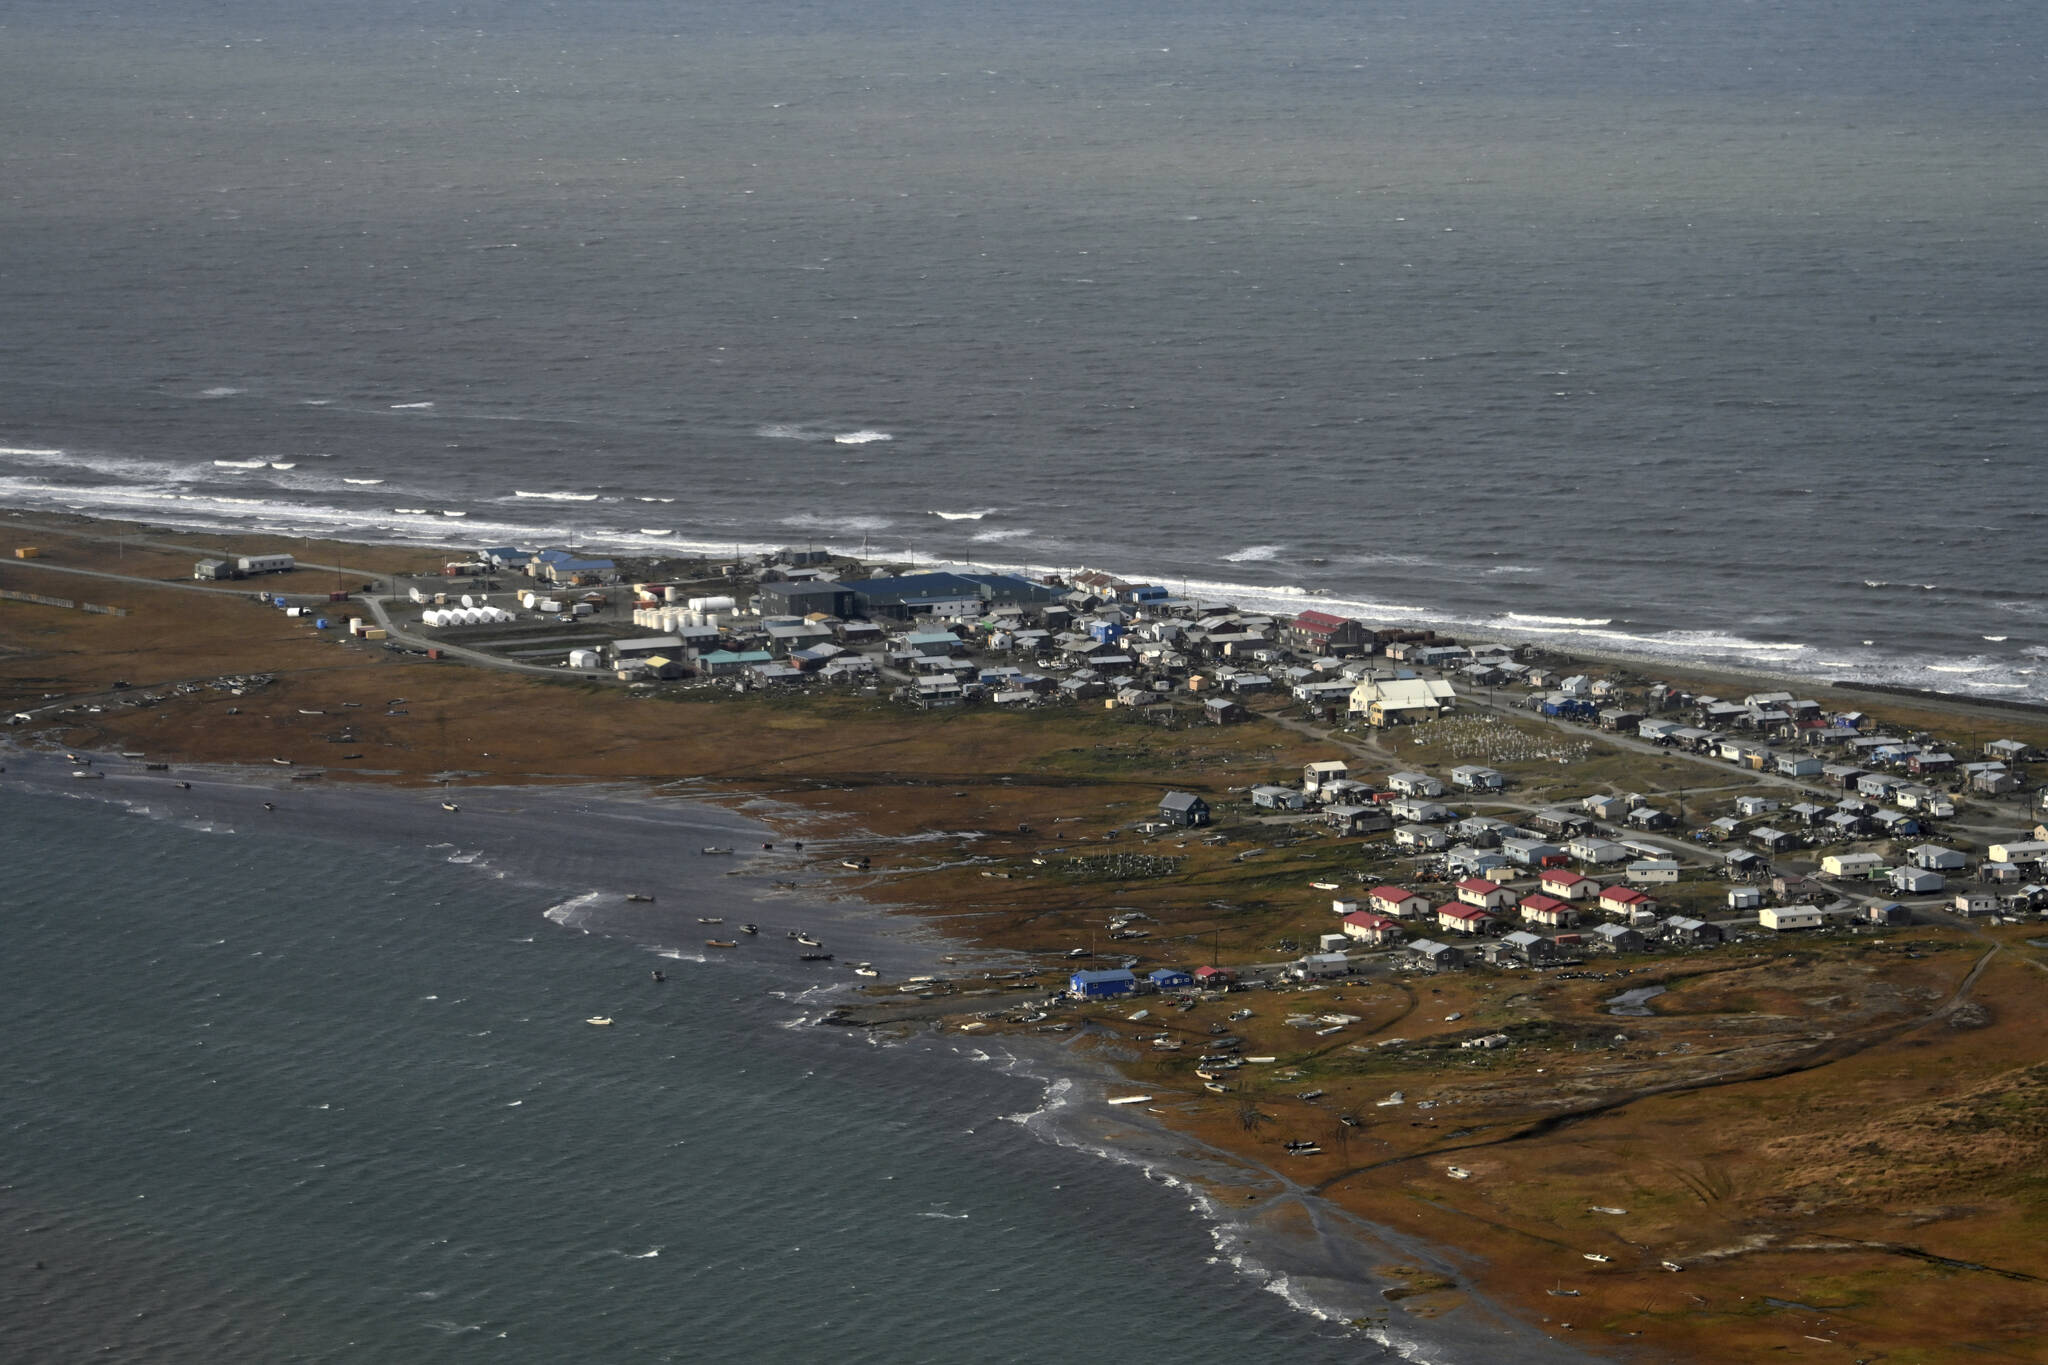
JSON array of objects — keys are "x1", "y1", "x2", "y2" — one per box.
[
  {"x1": 852, "y1": 964, "x2": 878, "y2": 977},
  {"x1": 625, "y1": 893, "x2": 654, "y2": 903},
  {"x1": 705, "y1": 939, "x2": 737, "y2": 949},
  {"x1": 795, "y1": 933, "x2": 821, "y2": 947},
  {"x1": 739, "y1": 923, "x2": 759, "y2": 935},
  {"x1": 798, "y1": 952, "x2": 833, "y2": 962},
  {"x1": 702, "y1": 846, "x2": 733, "y2": 855},
  {"x1": 696, "y1": 916, "x2": 723, "y2": 925},
  {"x1": 1310, "y1": 881, "x2": 1340, "y2": 890},
  {"x1": 586, "y1": 1016, "x2": 613, "y2": 1027},
  {"x1": 441, "y1": 801, "x2": 459, "y2": 812},
  {"x1": 1105, "y1": 1095, "x2": 1152, "y2": 1106}
]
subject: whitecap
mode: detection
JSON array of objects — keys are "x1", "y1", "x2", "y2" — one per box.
[
  {"x1": 1984, "y1": 635, "x2": 2009, "y2": 642},
  {"x1": 640, "y1": 528, "x2": 672, "y2": 535},
  {"x1": 342, "y1": 478, "x2": 385, "y2": 485},
  {"x1": 1222, "y1": 545, "x2": 1282, "y2": 563},
  {"x1": 390, "y1": 402, "x2": 435, "y2": 410},
  {"x1": 214, "y1": 459, "x2": 267, "y2": 469},
  {"x1": 971, "y1": 527, "x2": 1034, "y2": 543},
  {"x1": 1505, "y1": 612, "x2": 1614, "y2": 627},
  {"x1": 269, "y1": 462, "x2": 296, "y2": 470},
  {"x1": 833, "y1": 429, "x2": 893, "y2": 445},
  {"x1": 199, "y1": 386, "x2": 244, "y2": 398},
  {"x1": 928, "y1": 509, "x2": 994, "y2": 521},
  {"x1": 514, "y1": 490, "x2": 600, "y2": 501},
  {"x1": 0, "y1": 445, "x2": 64, "y2": 456}
]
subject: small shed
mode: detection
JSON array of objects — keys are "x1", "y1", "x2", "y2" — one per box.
[
  {"x1": 1663, "y1": 915, "x2": 1723, "y2": 946},
  {"x1": 1405, "y1": 939, "x2": 1466, "y2": 971}
]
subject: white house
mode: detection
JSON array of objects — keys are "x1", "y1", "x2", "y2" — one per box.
[
  {"x1": 1760, "y1": 905, "x2": 1824, "y2": 931},
  {"x1": 1821, "y1": 852, "x2": 1886, "y2": 878},
  {"x1": 1626, "y1": 859, "x2": 1681, "y2": 885}
]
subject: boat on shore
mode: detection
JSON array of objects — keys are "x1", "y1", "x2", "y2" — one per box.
[
  {"x1": 795, "y1": 933, "x2": 821, "y2": 947},
  {"x1": 625, "y1": 893, "x2": 654, "y2": 903},
  {"x1": 840, "y1": 856, "x2": 869, "y2": 870},
  {"x1": 1106, "y1": 1095, "x2": 1152, "y2": 1106},
  {"x1": 586, "y1": 1016, "x2": 613, "y2": 1027},
  {"x1": 705, "y1": 939, "x2": 738, "y2": 949},
  {"x1": 441, "y1": 801, "x2": 459, "y2": 812},
  {"x1": 852, "y1": 963, "x2": 878, "y2": 977},
  {"x1": 697, "y1": 916, "x2": 723, "y2": 925},
  {"x1": 702, "y1": 846, "x2": 733, "y2": 855},
  {"x1": 739, "y1": 923, "x2": 759, "y2": 935}
]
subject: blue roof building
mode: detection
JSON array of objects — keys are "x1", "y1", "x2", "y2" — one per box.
[{"x1": 1147, "y1": 968, "x2": 1193, "y2": 991}]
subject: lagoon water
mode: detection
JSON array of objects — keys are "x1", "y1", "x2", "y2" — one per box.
[
  {"x1": 1, "y1": 783, "x2": 1426, "y2": 1362},
  {"x1": 2, "y1": 0, "x2": 2045, "y2": 698}
]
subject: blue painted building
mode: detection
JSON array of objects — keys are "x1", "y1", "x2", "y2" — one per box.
[
  {"x1": 1068, "y1": 968, "x2": 1138, "y2": 1000},
  {"x1": 1147, "y1": 968, "x2": 1194, "y2": 991}
]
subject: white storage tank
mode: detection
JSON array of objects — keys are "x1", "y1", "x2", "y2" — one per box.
[
  {"x1": 664, "y1": 586, "x2": 684, "y2": 602},
  {"x1": 689, "y1": 595, "x2": 736, "y2": 613},
  {"x1": 460, "y1": 594, "x2": 475, "y2": 609},
  {"x1": 520, "y1": 592, "x2": 538, "y2": 609},
  {"x1": 568, "y1": 648, "x2": 601, "y2": 669}
]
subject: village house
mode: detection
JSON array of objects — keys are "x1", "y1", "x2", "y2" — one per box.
[
  {"x1": 1760, "y1": 905, "x2": 1824, "y2": 931},
  {"x1": 1157, "y1": 792, "x2": 1211, "y2": 828},
  {"x1": 1728, "y1": 886, "x2": 1764, "y2": 911},
  {"x1": 1393, "y1": 823, "x2": 1451, "y2": 852},
  {"x1": 1567, "y1": 835, "x2": 1630, "y2": 866},
  {"x1": 1455, "y1": 815, "x2": 1514, "y2": 847},
  {"x1": 1437, "y1": 904, "x2": 1495, "y2": 936},
  {"x1": 1954, "y1": 890, "x2": 1999, "y2": 916},
  {"x1": 1406, "y1": 939, "x2": 1466, "y2": 971},
  {"x1": 1388, "y1": 797, "x2": 1458, "y2": 825},
  {"x1": 1890, "y1": 866, "x2": 1946, "y2": 894},
  {"x1": 1599, "y1": 885, "x2": 1655, "y2": 917},
  {"x1": 1069, "y1": 968, "x2": 1138, "y2": 999},
  {"x1": 1450, "y1": 765, "x2": 1506, "y2": 791},
  {"x1": 1517, "y1": 893, "x2": 1578, "y2": 929},
  {"x1": 1500, "y1": 836, "x2": 1567, "y2": 869},
  {"x1": 1822, "y1": 851, "x2": 1887, "y2": 878},
  {"x1": 1325, "y1": 803, "x2": 1393, "y2": 836},
  {"x1": 1627, "y1": 859, "x2": 1681, "y2": 885},
  {"x1": 1280, "y1": 609, "x2": 1373, "y2": 657},
  {"x1": 1302, "y1": 759, "x2": 1350, "y2": 796},
  {"x1": 1589, "y1": 923, "x2": 1646, "y2": 953},
  {"x1": 1663, "y1": 915, "x2": 1723, "y2": 946},
  {"x1": 1354, "y1": 890, "x2": 1420, "y2": 925},
  {"x1": 1249, "y1": 784, "x2": 1307, "y2": 811},
  {"x1": 1348, "y1": 676, "x2": 1458, "y2": 726},
  {"x1": 1387, "y1": 771, "x2": 1446, "y2": 798},
  {"x1": 1455, "y1": 878, "x2": 1518, "y2": 911},
  {"x1": 1625, "y1": 805, "x2": 1675, "y2": 831},
  {"x1": 1907, "y1": 844, "x2": 1966, "y2": 871},
  {"x1": 1539, "y1": 868, "x2": 1598, "y2": 901},
  {"x1": 1340, "y1": 912, "x2": 1405, "y2": 947},
  {"x1": 1499, "y1": 930, "x2": 1563, "y2": 966}
]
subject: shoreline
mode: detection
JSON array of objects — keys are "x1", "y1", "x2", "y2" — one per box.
[
  {"x1": 0, "y1": 740, "x2": 1591, "y2": 1362},
  {"x1": 3, "y1": 500, "x2": 2042, "y2": 708},
  {"x1": 8, "y1": 507, "x2": 2048, "y2": 1362}
]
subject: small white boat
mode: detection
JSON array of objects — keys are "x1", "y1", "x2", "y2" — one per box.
[
  {"x1": 795, "y1": 934, "x2": 821, "y2": 947},
  {"x1": 442, "y1": 801, "x2": 459, "y2": 812},
  {"x1": 1106, "y1": 1095, "x2": 1152, "y2": 1106},
  {"x1": 852, "y1": 964, "x2": 878, "y2": 977},
  {"x1": 1661, "y1": 1261, "x2": 1685, "y2": 1273},
  {"x1": 702, "y1": 846, "x2": 734, "y2": 856},
  {"x1": 586, "y1": 1016, "x2": 613, "y2": 1027},
  {"x1": 1310, "y1": 881, "x2": 1340, "y2": 890},
  {"x1": 1446, "y1": 1166, "x2": 1472, "y2": 1180},
  {"x1": 1582, "y1": 1253, "x2": 1611, "y2": 1263}
]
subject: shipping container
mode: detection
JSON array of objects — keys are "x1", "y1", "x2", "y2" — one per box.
[{"x1": 14, "y1": 546, "x2": 42, "y2": 559}]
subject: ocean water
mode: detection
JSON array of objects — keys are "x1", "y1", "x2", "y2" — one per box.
[
  {"x1": 7, "y1": 777, "x2": 1489, "y2": 1363},
  {"x1": 2, "y1": 1, "x2": 2044, "y2": 698}
]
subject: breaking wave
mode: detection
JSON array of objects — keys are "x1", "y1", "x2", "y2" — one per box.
[{"x1": 833, "y1": 429, "x2": 892, "y2": 445}]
